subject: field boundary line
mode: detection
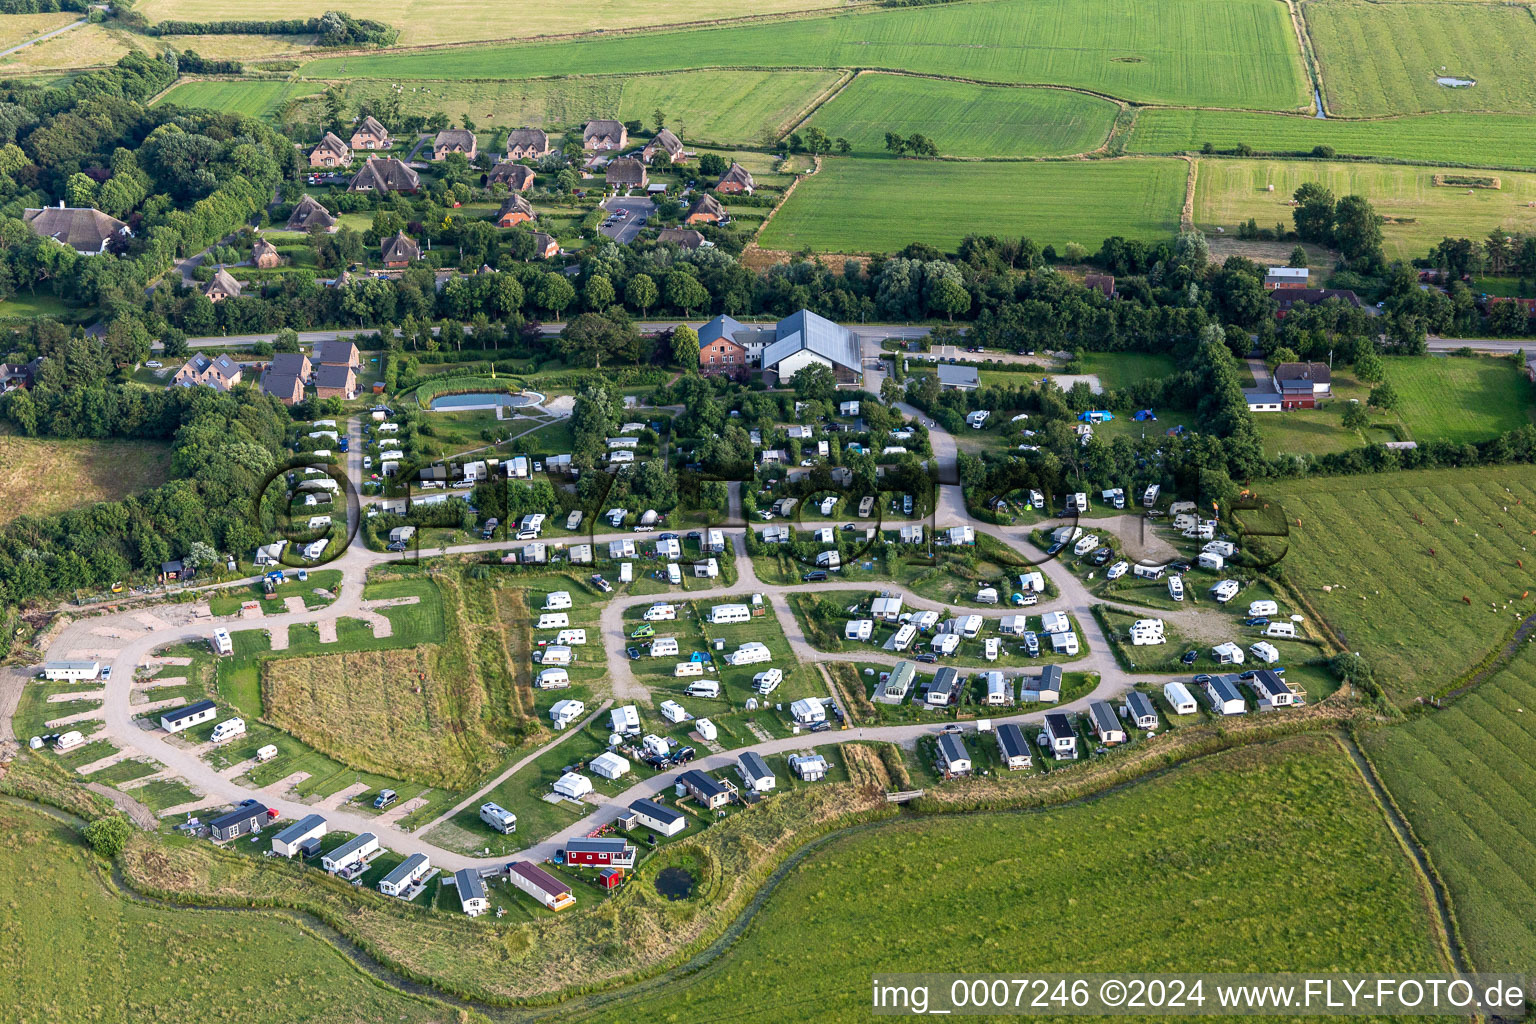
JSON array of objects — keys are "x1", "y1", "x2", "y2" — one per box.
[
  {"x1": 777, "y1": 68, "x2": 857, "y2": 141},
  {"x1": 1285, "y1": 0, "x2": 1327, "y2": 115},
  {"x1": 1337, "y1": 730, "x2": 1473, "y2": 975},
  {"x1": 1179, "y1": 155, "x2": 1196, "y2": 230}
]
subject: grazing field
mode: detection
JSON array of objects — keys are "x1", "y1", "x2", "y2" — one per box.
[
  {"x1": 1308, "y1": 0, "x2": 1536, "y2": 117},
  {"x1": 1364, "y1": 648, "x2": 1536, "y2": 976},
  {"x1": 154, "y1": 78, "x2": 323, "y2": 117},
  {"x1": 1254, "y1": 466, "x2": 1536, "y2": 699},
  {"x1": 0, "y1": 429, "x2": 172, "y2": 526},
  {"x1": 303, "y1": 0, "x2": 1310, "y2": 110},
  {"x1": 1194, "y1": 158, "x2": 1536, "y2": 260},
  {"x1": 1128, "y1": 108, "x2": 1536, "y2": 171},
  {"x1": 0, "y1": 12, "x2": 80, "y2": 50},
  {"x1": 581, "y1": 736, "x2": 1444, "y2": 1022},
  {"x1": 1387, "y1": 355, "x2": 1534, "y2": 444},
  {"x1": 304, "y1": 70, "x2": 841, "y2": 147},
  {"x1": 760, "y1": 157, "x2": 1185, "y2": 253},
  {"x1": 0, "y1": 22, "x2": 128, "y2": 72},
  {"x1": 806, "y1": 74, "x2": 1118, "y2": 158},
  {"x1": 0, "y1": 802, "x2": 445, "y2": 1022}
]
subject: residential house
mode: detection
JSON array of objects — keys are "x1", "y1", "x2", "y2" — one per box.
[
  {"x1": 605, "y1": 157, "x2": 647, "y2": 190},
  {"x1": 936, "y1": 732, "x2": 972, "y2": 776},
  {"x1": 1272, "y1": 362, "x2": 1332, "y2": 409},
  {"x1": 1273, "y1": 288, "x2": 1360, "y2": 318},
  {"x1": 1084, "y1": 273, "x2": 1116, "y2": 297},
  {"x1": 762, "y1": 309, "x2": 861, "y2": 385},
  {"x1": 381, "y1": 231, "x2": 420, "y2": 268},
  {"x1": 925, "y1": 666, "x2": 962, "y2": 708},
  {"x1": 678, "y1": 769, "x2": 735, "y2": 810},
  {"x1": 204, "y1": 268, "x2": 242, "y2": 302},
  {"x1": 312, "y1": 339, "x2": 360, "y2": 370},
  {"x1": 715, "y1": 161, "x2": 755, "y2": 194},
  {"x1": 432, "y1": 128, "x2": 477, "y2": 161},
  {"x1": 208, "y1": 801, "x2": 269, "y2": 842},
  {"x1": 308, "y1": 132, "x2": 351, "y2": 168},
  {"x1": 736, "y1": 751, "x2": 776, "y2": 793},
  {"x1": 251, "y1": 238, "x2": 281, "y2": 269},
  {"x1": 995, "y1": 722, "x2": 1032, "y2": 770},
  {"x1": 495, "y1": 193, "x2": 537, "y2": 228},
  {"x1": 172, "y1": 353, "x2": 241, "y2": 392},
  {"x1": 286, "y1": 195, "x2": 336, "y2": 232},
  {"x1": 697, "y1": 315, "x2": 750, "y2": 378},
  {"x1": 937, "y1": 364, "x2": 980, "y2": 390},
  {"x1": 1042, "y1": 712, "x2": 1077, "y2": 760},
  {"x1": 1088, "y1": 700, "x2": 1126, "y2": 745},
  {"x1": 685, "y1": 194, "x2": 727, "y2": 225},
  {"x1": 486, "y1": 162, "x2": 535, "y2": 190},
  {"x1": 1246, "y1": 391, "x2": 1283, "y2": 413},
  {"x1": 874, "y1": 660, "x2": 916, "y2": 704},
  {"x1": 657, "y1": 227, "x2": 705, "y2": 249},
  {"x1": 1248, "y1": 668, "x2": 1295, "y2": 708},
  {"x1": 1205, "y1": 675, "x2": 1247, "y2": 715},
  {"x1": 583, "y1": 119, "x2": 628, "y2": 150},
  {"x1": 564, "y1": 837, "x2": 636, "y2": 868},
  {"x1": 504, "y1": 128, "x2": 550, "y2": 160},
  {"x1": 642, "y1": 128, "x2": 685, "y2": 164},
  {"x1": 22, "y1": 203, "x2": 130, "y2": 254},
  {"x1": 454, "y1": 867, "x2": 488, "y2": 916},
  {"x1": 313, "y1": 363, "x2": 357, "y2": 400},
  {"x1": 260, "y1": 352, "x2": 310, "y2": 406},
  {"x1": 348, "y1": 157, "x2": 420, "y2": 194},
  {"x1": 0, "y1": 357, "x2": 42, "y2": 391},
  {"x1": 629, "y1": 797, "x2": 686, "y2": 836},
  {"x1": 350, "y1": 115, "x2": 390, "y2": 151},
  {"x1": 1021, "y1": 665, "x2": 1063, "y2": 704},
  {"x1": 1264, "y1": 266, "x2": 1309, "y2": 290},
  {"x1": 532, "y1": 232, "x2": 559, "y2": 259}
]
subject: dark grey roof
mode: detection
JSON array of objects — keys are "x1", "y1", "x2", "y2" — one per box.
[
  {"x1": 995, "y1": 722, "x2": 1029, "y2": 760},
  {"x1": 261, "y1": 371, "x2": 302, "y2": 401},
  {"x1": 630, "y1": 797, "x2": 683, "y2": 825},
  {"x1": 1039, "y1": 664, "x2": 1063, "y2": 691},
  {"x1": 657, "y1": 227, "x2": 704, "y2": 248},
  {"x1": 930, "y1": 666, "x2": 961, "y2": 696},
  {"x1": 381, "y1": 852, "x2": 428, "y2": 888},
  {"x1": 1043, "y1": 712, "x2": 1073, "y2": 741},
  {"x1": 273, "y1": 814, "x2": 327, "y2": 845},
  {"x1": 1208, "y1": 676, "x2": 1244, "y2": 704},
  {"x1": 487, "y1": 162, "x2": 535, "y2": 187},
  {"x1": 327, "y1": 832, "x2": 378, "y2": 861},
  {"x1": 1250, "y1": 669, "x2": 1286, "y2": 697},
  {"x1": 163, "y1": 699, "x2": 216, "y2": 724},
  {"x1": 312, "y1": 339, "x2": 357, "y2": 366},
  {"x1": 1125, "y1": 690, "x2": 1156, "y2": 721},
  {"x1": 381, "y1": 231, "x2": 420, "y2": 264},
  {"x1": 606, "y1": 157, "x2": 646, "y2": 185},
  {"x1": 454, "y1": 866, "x2": 486, "y2": 900},
  {"x1": 209, "y1": 801, "x2": 267, "y2": 829},
  {"x1": 313, "y1": 364, "x2": 354, "y2": 390},
  {"x1": 937, "y1": 364, "x2": 981, "y2": 388},
  {"x1": 698, "y1": 315, "x2": 746, "y2": 346},
  {"x1": 738, "y1": 750, "x2": 772, "y2": 782},
  {"x1": 268, "y1": 352, "x2": 309, "y2": 376},
  {"x1": 763, "y1": 309, "x2": 860, "y2": 373},
  {"x1": 937, "y1": 732, "x2": 968, "y2": 764},
  {"x1": 565, "y1": 837, "x2": 629, "y2": 854},
  {"x1": 349, "y1": 157, "x2": 419, "y2": 193},
  {"x1": 679, "y1": 769, "x2": 728, "y2": 799},
  {"x1": 1088, "y1": 700, "x2": 1120, "y2": 734}
]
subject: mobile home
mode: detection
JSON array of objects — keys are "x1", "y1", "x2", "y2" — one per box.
[
  {"x1": 995, "y1": 722, "x2": 1032, "y2": 770},
  {"x1": 1088, "y1": 700, "x2": 1126, "y2": 745},
  {"x1": 1125, "y1": 691, "x2": 1158, "y2": 730},
  {"x1": 709, "y1": 603, "x2": 751, "y2": 625},
  {"x1": 1204, "y1": 675, "x2": 1247, "y2": 715},
  {"x1": 1163, "y1": 681, "x2": 1198, "y2": 715},
  {"x1": 936, "y1": 733, "x2": 972, "y2": 776},
  {"x1": 209, "y1": 801, "x2": 270, "y2": 842},
  {"x1": 322, "y1": 832, "x2": 379, "y2": 874},
  {"x1": 1042, "y1": 712, "x2": 1077, "y2": 760},
  {"x1": 379, "y1": 853, "x2": 431, "y2": 897},
  {"x1": 161, "y1": 699, "x2": 217, "y2": 734},
  {"x1": 271, "y1": 814, "x2": 327, "y2": 858}
]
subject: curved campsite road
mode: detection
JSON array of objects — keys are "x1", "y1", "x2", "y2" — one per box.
[{"x1": 39, "y1": 415, "x2": 1215, "y2": 870}]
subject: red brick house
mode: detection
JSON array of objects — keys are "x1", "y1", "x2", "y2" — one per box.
[
  {"x1": 605, "y1": 157, "x2": 647, "y2": 191},
  {"x1": 532, "y1": 232, "x2": 559, "y2": 259},
  {"x1": 697, "y1": 315, "x2": 750, "y2": 379},
  {"x1": 350, "y1": 115, "x2": 390, "y2": 151},
  {"x1": 286, "y1": 195, "x2": 336, "y2": 233},
  {"x1": 715, "y1": 162, "x2": 755, "y2": 194},
  {"x1": 486, "y1": 162, "x2": 535, "y2": 191},
  {"x1": 204, "y1": 268, "x2": 242, "y2": 302},
  {"x1": 251, "y1": 238, "x2": 282, "y2": 269},
  {"x1": 504, "y1": 129, "x2": 549, "y2": 160},
  {"x1": 496, "y1": 194, "x2": 535, "y2": 227},
  {"x1": 432, "y1": 128, "x2": 477, "y2": 161},
  {"x1": 309, "y1": 132, "x2": 351, "y2": 169},
  {"x1": 684, "y1": 194, "x2": 726, "y2": 225},
  {"x1": 642, "y1": 128, "x2": 684, "y2": 164},
  {"x1": 381, "y1": 231, "x2": 420, "y2": 268},
  {"x1": 582, "y1": 119, "x2": 627, "y2": 151},
  {"x1": 313, "y1": 363, "x2": 357, "y2": 400},
  {"x1": 348, "y1": 157, "x2": 420, "y2": 195}
]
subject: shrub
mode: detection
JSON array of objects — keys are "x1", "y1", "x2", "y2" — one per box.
[{"x1": 82, "y1": 815, "x2": 134, "y2": 858}]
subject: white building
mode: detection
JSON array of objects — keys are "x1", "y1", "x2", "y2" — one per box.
[
  {"x1": 591, "y1": 750, "x2": 630, "y2": 779},
  {"x1": 789, "y1": 697, "x2": 825, "y2": 725},
  {"x1": 553, "y1": 772, "x2": 593, "y2": 800}
]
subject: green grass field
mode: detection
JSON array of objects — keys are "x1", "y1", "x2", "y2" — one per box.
[
  {"x1": 760, "y1": 156, "x2": 1186, "y2": 253},
  {"x1": 306, "y1": 70, "x2": 840, "y2": 148},
  {"x1": 0, "y1": 428, "x2": 172, "y2": 527},
  {"x1": 1128, "y1": 108, "x2": 1536, "y2": 171},
  {"x1": 154, "y1": 78, "x2": 323, "y2": 117},
  {"x1": 807, "y1": 74, "x2": 1118, "y2": 158},
  {"x1": 1387, "y1": 355, "x2": 1534, "y2": 443},
  {"x1": 1256, "y1": 466, "x2": 1536, "y2": 699},
  {"x1": 1364, "y1": 647, "x2": 1536, "y2": 976},
  {"x1": 302, "y1": 0, "x2": 1310, "y2": 110},
  {"x1": 578, "y1": 736, "x2": 1444, "y2": 1022},
  {"x1": 1308, "y1": 0, "x2": 1536, "y2": 116},
  {"x1": 1194, "y1": 157, "x2": 1536, "y2": 260},
  {"x1": 1075, "y1": 350, "x2": 1179, "y2": 390},
  {"x1": 1, "y1": 801, "x2": 445, "y2": 1022}
]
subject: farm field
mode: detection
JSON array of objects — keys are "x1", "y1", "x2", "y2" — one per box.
[
  {"x1": 138, "y1": 0, "x2": 853, "y2": 47},
  {"x1": 760, "y1": 157, "x2": 1186, "y2": 253},
  {"x1": 806, "y1": 74, "x2": 1118, "y2": 158},
  {"x1": 1127, "y1": 108, "x2": 1536, "y2": 171},
  {"x1": 574, "y1": 736, "x2": 1445, "y2": 1022},
  {"x1": 0, "y1": 802, "x2": 446, "y2": 1022},
  {"x1": 0, "y1": 12, "x2": 81, "y2": 50},
  {"x1": 1307, "y1": 0, "x2": 1536, "y2": 117},
  {"x1": 154, "y1": 78, "x2": 323, "y2": 117},
  {"x1": 1194, "y1": 158, "x2": 1536, "y2": 260},
  {"x1": 1364, "y1": 647, "x2": 1536, "y2": 977},
  {"x1": 0, "y1": 22, "x2": 128, "y2": 72},
  {"x1": 1386, "y1": 354, "x2": 1534, "y2": 444},
  {"x1": 0, "y1": 429, "x2": 172, "y2": 526},
  {"x1": 296, "y1": 70, "x2": 842, "y2": 148},
  {"x1": 1253, "y1": 466, "x2": 1536, "y2": 699},
  {"x1": 301, "y1": 0, "x2": 1311, "y2": 111}
]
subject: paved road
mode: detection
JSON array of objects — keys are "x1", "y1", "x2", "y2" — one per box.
[
  {"x1": 599, "y1": 197, "x2": 656, "y2": 244},
  {"x1": 1427, "y1": 337, "x2": 1533, "y2": 355},
  {"x1": 0, "y1": 17, "x2": 82, "y2": 56}
]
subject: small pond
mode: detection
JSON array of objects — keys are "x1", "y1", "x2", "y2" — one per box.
[
  {"x1": 654, "y1": 865, "x2": 696, "y2": 901},
  {"x1": 428, "y1": 390, "x2": 542, "y2": 411},
  {"x1": 1436, "y1": 76, "x2": 1475, "y2": 88}
]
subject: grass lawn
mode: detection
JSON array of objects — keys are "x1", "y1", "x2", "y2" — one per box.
[
  {"x1": 1075, "y1": 350, "x2": 1179, "y2": 390},
  {"x1": 1363, "y1": 644, "x2": 1536, "y2": 976},
  {"x1": 0, "y1": 426, "x2": 172, "y2": 527},
  {"x1": 302, "y1": 0, "x2": 1309, "y2": 111},
  {"x1": 0, "y1": 802, "x2": 447, "y2": 1022},
  {"x1": 807, "y1": 73, "x2": 1118, "y2": 158},
  {"x1": 1308, "y1": 0, "x2": 1536, "y2": 116},
  {"x1": 153, "y1": 78, "x2": 323, "y2": 117},
  {"x1": 307, "y1": 70, "x2": 840, "y2": 148},
  {"x1": 1387, "y1": 354, "x2": 1535, "y2": 444},
  {"x1": 584, "y1": 735, "x2": 1444, "y2": 1022},
  {"x1": 1251, "y1": 465, "x2": 1536, "y2": 699},
  {"x1": 761, "y1": 156, "x2": 1186, "y2": 254},
  {"x1": 1128, "y1": 108, "x2": 1536, "y2": 171},
  {"x1": 0, "y1": 290, "x2": 77, "y2": 321},
  {"x1": 1194, "y1": 157, "x2": 1536, "y2": 261}
]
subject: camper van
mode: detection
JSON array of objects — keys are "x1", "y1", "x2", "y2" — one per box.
[
  {"x1": 753, "y1": 668, "x2": 783, "y2": 695},
  {"x1": 685, "y1": 680, "x2": 721, "y2": 699},
  {"x1": 644, "y1": 603, "x2": 677, "y2": 622},
  {"x1": 1264, "y1": 621, "x2": 1297, "y2": 639},
  {"x1": 1248, "y1": 600, "x2": 1278, "y2": 617},
  {"x1": 1211, "y1": 579, "x2": 1240, "y2": 604},
  {"x1": 709, "y1": 604, "x2": 752, "y2": 625},
  {"x1": 540, "y1": 645, "x2": 574, "y2": 666},
  {"x1": 54, "y1": 730, "x2": 85, "y2": 752},
  {"x1": 480, "y1": 803, "x2": 518, "y2": 834},
  {"x1": 544, "y1": 591, "x2": 573, "y2": 611},
  {"x1": 1133, "y1": 563, "x2": 1166, "y2": 581},
  {"x1": 1167, "y1": 575, "x2": 1185, "y2": 602},
  {"x1": 666, "y1": 563, "x2": 683, "y2": 585},
  {"x1": 555, "y1": 629, "x2": 587, "y2": 646},
  {"x1": 858, "y1": 496, "x2": 875, "y2": 518},
  {"x1": 211, "y1": 718, "x2": 246, "y2": 743},
  {"x1": 1142, "y1": 484, "x2": 1160, "y2": 507}
]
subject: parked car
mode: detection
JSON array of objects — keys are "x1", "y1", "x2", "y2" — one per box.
[
  {"x1": 915, "y1": 653, "x2": 938, "y2": 664},
  {"x1": 1243, "y1": 616, "x2": 1269, "y2": 627},
  {"x1": 627, "y1": 646, "x2": 642, "y2": 660},
  {"x1": 1089, "y1": 548, "x2": 1113, "y2": 566},
  {"x1": 1181, "y1": 649, "x2": 1199, "y2": 665},
  {"x1": 802, "y1": 570, "x2": 828, "y2": 582},
  {"x1": 590, "y1": 574, "x2": 613, "y2": 593},
  {"x1": 1193, "y1": 674, "x2": 1213, "y2": 685},
  {"x1": 1169, "y1": 560, "x2": 1191, "y2": 573}
]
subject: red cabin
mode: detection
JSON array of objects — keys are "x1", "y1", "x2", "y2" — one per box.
[
  {"x1": 563, "y1": 837, "x2": 636, "y2": 868},
  {"x1": 598, "y1": 867, "x2": 624, "y2": 890}
]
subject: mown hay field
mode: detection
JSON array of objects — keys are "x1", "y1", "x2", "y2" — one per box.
[
  {"x1": 1308, "y1": 0, "x2": 1536, "y2": 116},
  {"x1": 806, "y1": 74, "x2": 1118, "y2": 158},
  {"x1": 0, "y1": 803, "x2": 445, "y2": 1023},
  {"x1": 0, "y1": 12, "x2": 82, "y2": 50},
  {"x1": 1194, "y1": 157, "x2": 1536, "y2": 260},
  {"x1": 0, "y1": 429, "x2": 172, "y2": 526},
  {"x1": 760, "y1": 156, "x2": 1186, "y2": 253},
  {"x1": 589, "y1": 737, "x2": 1445, "y2": 1022},
  {"x1": 1364, "y1": 648, "x2": 1536, "y2": 976},
  {"x1": 297, "y1": 70, "x2": 841, "y2": 147},
  {"x1": 1258, "y1": 466, "x2": 1536, "y2": 699},
  {"x1": 302, "y1": 0, "x2": 1310, "y2": 110},
  {"x1": 154, "y1": 78, "x2": 324, "y2": 117},
  {"x1": 1128, "y1": 108, "x2": 1536, "y2": 171},
  {"x1": 0, "y1": 24, "x2": 129, "y2": 74}
]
